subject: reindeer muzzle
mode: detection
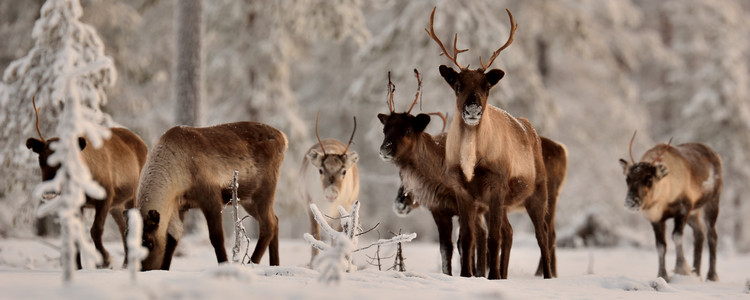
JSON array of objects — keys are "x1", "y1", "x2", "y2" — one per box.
[
  {"x1": 462, "y1": 103, "x2": 482, "y2": 126},
  {"x1": 624, "y1": 195, "x2": 641, "y2": 211},
  {"x1": 379, "y1": 142, "x2": 394, "y2": 162}
]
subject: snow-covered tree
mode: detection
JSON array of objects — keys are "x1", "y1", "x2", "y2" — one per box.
[
  {"x1": 1, "y1": 0, "x2": 116, "y2": 237},
  {"x1": 174, "y1": 0, "x2": 203, "y2": 126}
]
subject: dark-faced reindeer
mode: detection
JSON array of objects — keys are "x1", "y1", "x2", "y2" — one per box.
[
  {"x1": 299, "y1": 113, "x2": 359, "y2": 263},
  {"x1": 26, "y1": 98, "x2": 148, "y2": 269},
  {"x1": 137, "y1": 122, "x2": 286, "y2": 270},
  {"x1": 426, "y1": 7, "x2": 551, "y2": 279},
  {"x1": 619, "y1": 132, "x2": 721, "y2": 282}
]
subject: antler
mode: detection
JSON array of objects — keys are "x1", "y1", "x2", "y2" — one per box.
[
  {"x1": 343, "y1": 116, "x2": 357, "y2": 154},
  {"x1": 479, "y1": 9, "x2": 517, "y2": 70},
  {"x1": 628, "y1": 130, "x2": 637, "y2": 164},
  {"x1": 425, "y1": 7, "x2": 468, "y2": 70},
  {"x1": 315, "y1": 111, "x2": 326, "y2": 154},
  {"x1": 652, "y1": 137, "x2": 673, "y2": 163},
  {"x1": 427, "y1": 112, "x2": 448, "y2": 132},
  {"x1": 387, "y1": 72, "x2": 396, "y2": 113},
  {"x1": 406, "y1": 69, "x2": 422, "y2": 114},
  {"x1": 32, "y1": 96, "x2": 45, "y2": 142}
]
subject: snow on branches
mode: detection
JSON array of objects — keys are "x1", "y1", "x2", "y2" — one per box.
[
  {"x1": 304, "y1": 201, "x2": 417, "y2": 284},
  {"x1": 126, "y1": 209, "x2": 148, "y2": 283}
]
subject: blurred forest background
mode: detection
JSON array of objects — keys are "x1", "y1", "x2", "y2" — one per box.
[{"x1": 1, "y1": 0, "x2": 749, "y2": 253}]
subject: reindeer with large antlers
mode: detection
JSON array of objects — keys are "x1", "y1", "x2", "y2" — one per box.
[
  {"x1": 299, "y1": 113, "x2": 359, "y2": 264},
  {"x1": 26, "y1": 97, "x2": 148, "y2": 269},
  {"x1": 426, "y1": 7, "x2": 551, "y2": 279},
  {"x1": 619, "y1": 132, "x2": 722, "y2": 282}
]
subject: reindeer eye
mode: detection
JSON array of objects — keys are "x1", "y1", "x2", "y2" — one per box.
[
  {"x1": 454, "y1": 83, "x2": 461, "y2": 93},
  {"x1": 318, "y1": 169, "x2": 323, "y2": 175},
  {"x1": 342, "y1": 170, "x2": 347, "y2": 176},
  {"x1": 406, "y1": 129, "x2": 412, "y2": 134}
]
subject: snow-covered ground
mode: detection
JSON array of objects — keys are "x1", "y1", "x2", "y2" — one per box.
[{"x1": 1, "y1": 232, "x2": 748, "y2": 300}]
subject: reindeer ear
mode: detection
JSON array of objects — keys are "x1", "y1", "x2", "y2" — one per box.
[
  {"x1": 655, "y1": 163, "x2": 669, "y2": 180},
  {"x1": 377, "y1": 113, "x2": 388, "y2": 125},
  {"x1": 144, "y1": 210, "x2": 160, "y2": 232},
  {"x1": 486, "y1": 69, "x2": 505, "y2": 87},
  {"x1": 618, "y1": 159, "x2": 630, "y2": 175},
  {"x1": 26, "y1": 138, "x2": 46, "y2": 154},
  {"x1": 306, "y1": 149, "x2": 324, "y2": 168},
  {"x1": 439, "y1": 65, "x2": 459, "y2": 88},
  {"x1": 78, "y1": 137, "x2": 87, "y2": 150},
  {"x1": 344, "y1": 151, "x2": 359, "y2": 169},
  {"x1": 414, "y1": 114, "x2": 431, "y2": 133}
]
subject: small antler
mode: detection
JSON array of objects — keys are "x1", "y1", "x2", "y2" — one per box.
[
  {"x1": 343, "y1": 116, "x2": 357, "y2": 154},
  {"x1": 406, "y1": 69, "x2": 422, "y2": 114},
  {"x1": 652, "y1": 137, "x2": 673, "y2": 163},
  {"x1": 479, "y1": 9, "x2": 517, "y2": 70},
  {"x1": 315, "y1": 111, "x2": 326, "y2": 154},
  {"x1": 387, "y1": 72, "x2": 396, "y2": 113},
  {"x1": 32, "y1": 96, "x2": 45, "y2": 142},
  {"x1": 628, "y1": 130, "x2": 637, "y2": 164},
  {"x1": 427, "y1": 112, "x2": 448, "y2": 132},
  {"x1": 425, "y1": 7, "x2": 468, "y2": 70}
]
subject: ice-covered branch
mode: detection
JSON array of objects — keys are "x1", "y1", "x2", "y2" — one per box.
[
  {"x1": 126, "y1": 209, "x2": 148, "y2": 283},
  {"x1": 353, "y1": 233, "x2": 417, "y2": 253}
]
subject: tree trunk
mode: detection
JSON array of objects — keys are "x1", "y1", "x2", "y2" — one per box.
[{"x1": 174, "y1": 0, "x2": 203, "y2": 126}]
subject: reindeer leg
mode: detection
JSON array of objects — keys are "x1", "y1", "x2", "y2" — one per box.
[
  {"x1": 432, "y1": 209, "x2": 454, "y2": 276},
  {"x1": 672, "y1": 203, "x2": 691, "y2": 276},
  {"x1": 457, "y1": 204, "x2": 476, "y2": 278},
  {"x1": 249, "y1": 209, "x2": 279, "y2": 265},
  {"x1": 475, "y1": 212, "x2": 487, "y2": 278},
  {"x1": 309, "y1": 211, "x2": 320, "y2": 267},
  {"x1": 91, "y1": 196, "x2": 112, "y2": 268},
  {"x1": 652, "y1": 221, "x2": 669, "y2": 281},
  {"x1": 487, "y1": 187, "x2": 503, "y2": 280},
  {"x1": 109, "y1": 204, "x2": 128, "y2": 268},
  {"x1": 687, "y1": 212, "x2": 704, "y2": 277},
  {"x1": 526, "y1": 196, "x2": 551, "y2": 278},
  {"x1": 201, "y1": 195, "x2": 228, "y2": 264},
  {"x1": 704, "y1": 201, "x2": 719, "y2": 281},
  {"x1": 499, "y1": 210, "x2": 512, "y2": 279}
]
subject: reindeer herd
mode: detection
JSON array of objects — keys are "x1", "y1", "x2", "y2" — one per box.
[{"x1": 25, "y1": 7, "x2": 722, "y2": 283}]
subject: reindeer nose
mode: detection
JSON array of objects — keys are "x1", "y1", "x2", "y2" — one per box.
[
  {"x1": 462, "y1": 104, "x2": 482, "y2": 126},
  {"x1": 379, "y1": 142, "x2": 394, "y2": 161}
]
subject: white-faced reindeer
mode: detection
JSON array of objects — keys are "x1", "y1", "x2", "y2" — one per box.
[
  {"x1": 137, "y1": 122, "x2": 286, "y2": 270},
  {"x1": 426, "y1": 7, "x2": 551, "y2": 279},
  {"x1": 619, "y1": 132, "x2": 721, "y2": 282},
  {"x1": 299, "y1": 113, "x2": 359, "y2": 263},
  {"x1": 26, "y1": 98, "x2": 148, "y2": 269}
]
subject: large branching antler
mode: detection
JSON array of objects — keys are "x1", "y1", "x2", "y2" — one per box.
[
  {"x1": 479, "y1": 9, "x2": 517, "y2": 70},
  {"x1": 32, "y1": 96, "x2": 46, "y2": 142},
  {"x1": 406, "y1": 69, "x2": 422, "y2": 114},
  {"x1": 344, "y1": 116, "x2": 357, "y2": 154},
  {"x1": 315, "y1": 111, "x2": 327, "y2": 154},
  {"x1": 427, "y1": 112, "x2": 448, "y2": 132},
  {"x1": 425, "y1": 7, "x2": 468, "y2": 70}
]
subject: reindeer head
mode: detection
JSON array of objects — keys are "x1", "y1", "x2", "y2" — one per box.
[
  {"x1": 140, "y1": 208, "x2": 182, "y2": 271},
  {"x1": 393, "y1": 185, "x2": 418, "y2": 216},
  {"x1": 618, "y1": 132, "x2": 670, "y2": 211},
  {"x1": 307, "y1": 113, "x2": 358, "y2": 202},
  {"x1": 25, "y1": 97, "x2": 87, "y2": 198},
  {"x1": 426, "y1": 7, "x2": 516, "y2": 126},
  {"x1": 377, "y1": 70, "x2": 447, "y2": 161}
]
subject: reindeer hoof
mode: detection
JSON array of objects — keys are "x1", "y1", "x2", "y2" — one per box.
[{"x1": 706, "y1": 272, "x2": 718, "y2": 282}]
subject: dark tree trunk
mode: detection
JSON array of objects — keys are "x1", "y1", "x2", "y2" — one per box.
[{"x1": 174, "y1": 0, "x2": 203, "y2": 127}]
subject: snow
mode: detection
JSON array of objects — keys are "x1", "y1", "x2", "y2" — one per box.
[{"x1": 1, "y1": 233, "x2": 748, "y2": 299}]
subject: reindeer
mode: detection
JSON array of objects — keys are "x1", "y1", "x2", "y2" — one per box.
[
  {"x1": 426, "y1": 7, "x2": 551, "y2": 279},
  {"x1": 619, "y1": 132, "x2": 721, "y2": 282},
  {"x1": 385, "y1": 104, "x2": 567, "y2": 277},
  {"x1": 299, "y1": 113, "x2": 359, "y2": 264},
  {"x1": 137, "y1": 122, "x2": 286, "y2": 270},
  {"x1": 25, "y1": 97, "x2": 148, "y2": 269}
]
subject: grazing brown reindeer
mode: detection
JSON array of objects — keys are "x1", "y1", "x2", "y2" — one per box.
[
  {"x1": 299, "y1": 113, "x2": 359, "y2": 264},
  {"x1": 619, "y1": 132, "x2": 721, "y2": 282},
  {"x1": 137, "y1": 122, "x2": 286, "y2": 270},
  {"x1": 426, "y1": 7, "x2": 551, "y2": 279},
  {"x1": 25, "y1": 98, "x2": 148, "y2": 269}
]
